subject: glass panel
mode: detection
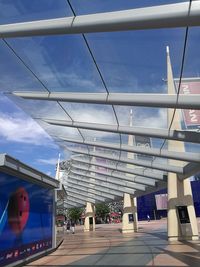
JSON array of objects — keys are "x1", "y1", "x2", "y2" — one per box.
[
  {"x1": 61, "y1": 103, "x2": 117, "y2": 124},
  {"x1": 5, "y1": 35, "x2": 106, "y2": 92},
  {"x1": 0, "y1": 41, "x2": 45, "y2": 92},
  {"x1": 86, "y1": 28, "x2": 185, "y2": 93},
  {"x1": 0, "y1": 0, "x2": 72, "y2": 24},
  {"x1": 7, "y1": 95, "x2": 71, "y2": 120},
  {"x1": 70, "y1": 0, "x2": 187, "y2": 15}
]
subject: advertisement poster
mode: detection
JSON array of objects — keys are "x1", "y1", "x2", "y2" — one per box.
[
  {"x1": 155, "y1": 193, "x2": 168, "y2": 210},
  {"x1": 0, "y1": 172, "x2": 53, "y2": 267},
  {"x1": 175, "y1": 80, "x2": 200, "y2": 129}
]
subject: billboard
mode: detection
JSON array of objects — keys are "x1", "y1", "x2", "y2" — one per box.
[
  {"x1": 134, "y1": 136, "x2": 153, "y2": 160},
  {"x1": 0, "y1": 172, "x2": 53, "y2": 267},
  {"x1": 175, "y1": 81, "x2": 200, "y2": 128},
  {"x1": 155, "y1": 193, "x2": 168, "y2": 210}
]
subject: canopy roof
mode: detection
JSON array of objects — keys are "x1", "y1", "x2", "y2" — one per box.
[{"x1": 1, "y1": 1, "x2": 200, "y2": 208}]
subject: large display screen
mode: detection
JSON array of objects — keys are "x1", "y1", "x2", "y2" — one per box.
[{"x1": 0, "y1": 171, "x2": 53, "y2": 267}]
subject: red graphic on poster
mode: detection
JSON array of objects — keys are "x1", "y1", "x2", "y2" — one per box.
[{"x1": 8, "y1": 187, "x2": 30, "y2": 235}]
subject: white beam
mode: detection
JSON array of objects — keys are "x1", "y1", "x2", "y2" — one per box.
[
  {"x1": 71, "y1": 155, "x2": 166, "y2": 180},
  {"x1": 44, "y1": 119, "x2": 200, "y2": 144},
  {"x1": 67, "y1": 187, "x2": 106, "y2": 202},
  {"x1": 71, "y1": 163, "x2": 156, "y2": 187},
  {"x1": 60, "y1": 136, "x2": 200, "y2": 163},
  {"x1": 12, "y1": 91, "x2": 200, "y2": 110},
  {"x1": 69, "y1": 169, "x2": 146, "y2": 191},
  {"x1": 64, "y1": 177, "x2": 123, "y2": 197},
  {"x1": 69, "y1": 147, "x2": 184, "y2": 174},
  {"x1": 67, "y1": 183, "x2": 116, "y2": 200},
  {"x1": 0, "y1": 2, "x2": 200, "y2": 38}
]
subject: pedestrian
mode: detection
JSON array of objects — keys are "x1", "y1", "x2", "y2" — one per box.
[
  {"x1": 66, "y1": 221, "x2": 70, "y2": 233},
  {"x1": 71, "y1": 221, "x2": 75, "y2": 234},
  {"x1": 147, "y1": 214, "x2": 150, "y2": 222}
]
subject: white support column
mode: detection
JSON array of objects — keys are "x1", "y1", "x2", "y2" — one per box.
[
  {"x1": 84, "y1": 202, "x2": 95, "y2": 232},
  {"x1": 122, "y1": 193, "x2": 137, "y2": 233},
  {"x1": 167, "y1": 46, "x2": 199, "y2": 241},
  {"x1": 122, "y1": 109, "x2": 138, "y2": 233}
]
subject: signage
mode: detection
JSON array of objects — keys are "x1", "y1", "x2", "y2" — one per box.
[
  {"x1": 175, "y1": 80, "x2": 200, "y2": 128},
  {"x1": 155, "y1": 193, "x2": 168, "y2": 210},
  {"x1": 128, "y1": 214, "x2": 134, "y2": 223},
  {"x1": 176, "y1": 206, "x2": 190, "y2": 224}
]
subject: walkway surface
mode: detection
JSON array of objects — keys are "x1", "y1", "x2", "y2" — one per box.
[{"x1": 27, "y1": 219, "x2": 200, "y2": 267}]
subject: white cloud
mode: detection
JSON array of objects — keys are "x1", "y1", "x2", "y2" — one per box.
[
  {"x1": 135, "y1": 108, "x2": 167, "y2": 129},
  {"x1": 37, "y1": 157, "x2": 59, "y2": 165},
  {"x1": 0, "y1": 111, "x2": 55, "y2": 146}
]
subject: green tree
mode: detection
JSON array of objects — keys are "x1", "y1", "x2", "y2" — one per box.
[
  {"x1": 67, "y1": 207, "x2": 83, "y2": 222},
  {"x1": 95, "y1": 203, "x2": 110, "y2": 221}
]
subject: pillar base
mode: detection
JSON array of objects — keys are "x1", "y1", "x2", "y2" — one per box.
[
  {"x1": 168, "y1": 235, "x2": 199, "y2": 242},
  {"x1": 84, "y1": 226, "x2": 95, "y2": 232},
  {"x1": 122, "y1": 229, "x2": 135, "y2": 234}
]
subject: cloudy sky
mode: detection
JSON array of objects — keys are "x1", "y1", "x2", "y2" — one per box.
[
  {"x1": 0, "y1": 94, "x2": 60, "y2": 176},
  {"x1": 0, "y1": 0, "x2": 199, "y2": 177}
]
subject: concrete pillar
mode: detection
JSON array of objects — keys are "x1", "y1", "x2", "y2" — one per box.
[
  {"x1": 122, "y1": 110, "x2": 138, "y2": 233},
  {"x1": 122, "y1": 193, "x2": 138, "y2": 233},
  {"x1": 84, "y1": 202, "x2": 95, "y2": 232},
  {"x1": 167, "y1": 46, "x2": 199, "y2": 241}
]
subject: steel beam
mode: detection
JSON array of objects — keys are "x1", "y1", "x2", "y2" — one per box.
[
  {"x1": 64, "y1": 199, "x2": 83, "y2": 207},
  {"x1": 69, "y1": 169, "x2": 145, "y2": 191},
  {"x1": 66, "y1": 196, "x2": 85, "y2": 206},
  {"x1": 13, "y1": 91, "x2": 200, "y2": 110},
  {"x1": 65, "y1": 178, "x2": 123, "y2": 197},
  {"x1": 67, "y1": 193, "x2": 95, "y2": 204},
  {"x1": 67, "y1": 183, "x2": 116, "y2": 200},
  {"x1": 67, "y1": 187, "x2": 106, "y2": 202},
  {"x1": 69, "y1": 147, "x2": 184, "y2": 174},
  {"x1": 64, "y1": 201, "x2": 81, "y2": 208},
  {"x1": 60, "y1": 136, "x2": 200, "y2": 163},
  {"x1": 71, "y1": 155, "x2": 166, "y2": 180},
  {"x1": 68, "y1": 173, "x2": 136, "y2": 195},
  {"x1": 71, "y1": 163, "x2": 156, "y2": 187},
  {"x1": 0, "y1": 2, "x2": 200, "y2": 38},
  {"x1": 44, "y1": 119, "x2": 200, "y2": 144},
  {"x1": 178, "y1": 162, "x2": 200, "y2": 180}
]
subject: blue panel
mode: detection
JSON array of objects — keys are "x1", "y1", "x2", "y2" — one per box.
[
  {"x1": 191, "y1": 180, "x2": 200, "y2": 217},
  {"x1": 0, "y1": 171, "x2": 53, "y2": 267},
  {"x1": 137, "y1": 180, "x2": 200, "y2": 221}
]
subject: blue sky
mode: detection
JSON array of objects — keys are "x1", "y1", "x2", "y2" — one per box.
[
  {"x1": 0, "y1": 0, "x2": 199, "y2": 177},
  {"x1": 0, "y1": 94, "x2": 61, "y2": 176}
]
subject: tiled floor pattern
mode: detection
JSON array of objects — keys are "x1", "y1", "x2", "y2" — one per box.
[{"x1": 26, "y1": 219, "x2": 200, "y2": 266}]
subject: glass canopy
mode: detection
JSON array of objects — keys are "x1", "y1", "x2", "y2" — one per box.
[{"x1": 0, "y1": 0, "x2": 200, "y2": 207}]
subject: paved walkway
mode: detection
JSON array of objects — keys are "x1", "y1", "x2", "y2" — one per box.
[{"x1": 27, "y1": 219, "x2": 200, "y2": 266}]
